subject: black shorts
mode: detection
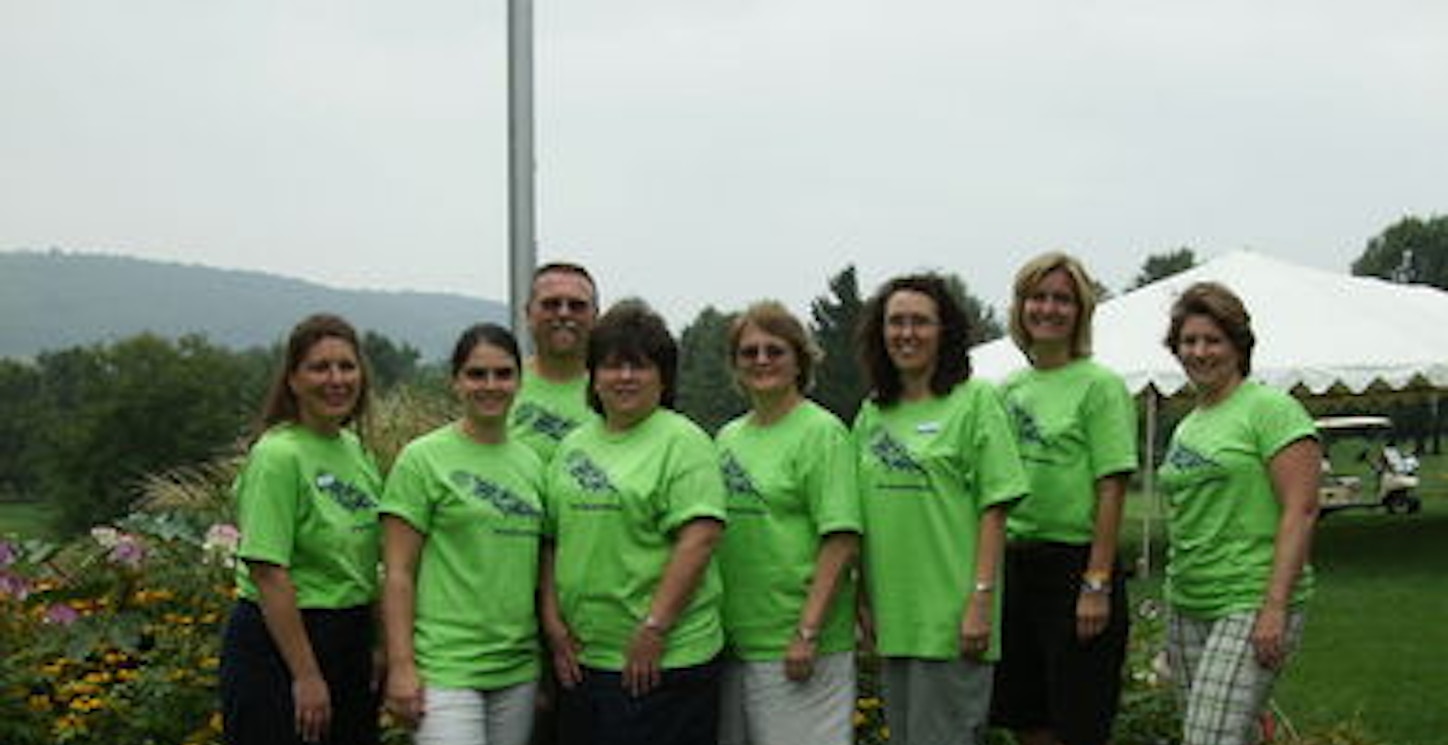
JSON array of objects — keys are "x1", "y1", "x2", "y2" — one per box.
[
  {"x1": 220, "y1": 599, "x2": 379, "y2": 745},
  {"x1": 990, "y1": 542, "x2": 1129, "y2": 745},
  {"x1": 558, "y1": 658, "x2": 721, "y2": 745}
]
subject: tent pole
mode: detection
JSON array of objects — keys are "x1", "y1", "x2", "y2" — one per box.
[{"x1": 1141, "y1": 387, "x2": 1159, "y2": 579}]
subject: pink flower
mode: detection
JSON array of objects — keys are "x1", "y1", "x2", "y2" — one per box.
[
  {"x1": 108, "y1": 535, "x2": 146, "y2": 569},
  {"x1": 0, "y1": 570, "x2": 29, "y2": 599},
  {"x1": 202, "y1": 523, "x2": 241, "y2": 567},
  {"x1": 0, "y1": 539, "x2": 16, "y2": 567},
  {"x1": 44, "y1": 603, "x2": 80, "y2": 626}
]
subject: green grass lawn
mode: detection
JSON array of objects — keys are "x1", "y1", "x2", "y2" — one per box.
[
  {"x1": 0, "y1": 499, "x2": 56, "y2": 540},
  {"x1": 1272, "y1": 495, "x2": 1448, "y2": 745},
  {"x1": 1122, "y1": 462, "x2": 1448, "y2": 745}
]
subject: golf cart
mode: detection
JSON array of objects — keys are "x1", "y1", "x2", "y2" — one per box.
[{"x1": 1316, "y1": 416, "x2": 1422, "y2": 515}]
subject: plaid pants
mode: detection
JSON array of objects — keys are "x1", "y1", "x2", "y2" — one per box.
[{"x1": 1166, "y1": 608, "x2": 1305, "y2": 745}]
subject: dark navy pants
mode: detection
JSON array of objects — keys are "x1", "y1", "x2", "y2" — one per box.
[{"x1": 220, "y1": 599, "x2": 379, "y2": 745}]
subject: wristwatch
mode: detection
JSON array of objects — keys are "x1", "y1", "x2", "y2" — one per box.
[{"x1": 1080, "y1": 570, "x2": 1111, "y2": 595}]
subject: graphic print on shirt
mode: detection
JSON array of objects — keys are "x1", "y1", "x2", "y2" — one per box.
[
  {"x1": 314, "y1": 471, "x2": 378, "y2": 511},
  {"x1": 865, "y1": 428, "x2": 930, "y2": 492},
  {"x1": 1159, "y1": 441, "x2": 1227, "y2": 503},
  {"x1": 719, "y1": 449, "x2": 767, "y2": 516},
  {"x1": 512, "y1": 401, "x2": 580, "y2": 443},
  {"x1": 561, "y1": 449, "x2": 622, "y2": 510},
  {"x1": 448, "y1": 470, "x2": 543, "y2": 537},
  {"x1": 1007, "y1": 400, "x2": 1050, "y2": 450}
]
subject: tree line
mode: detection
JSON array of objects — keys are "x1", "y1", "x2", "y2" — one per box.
[{"x1": 4, "y1": 213, "x2": 1446, "y2": 535}]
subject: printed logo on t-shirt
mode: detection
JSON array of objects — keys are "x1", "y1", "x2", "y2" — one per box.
[
  {"x1": 513, "y1": 402, "x2": 581, "y2": 442},
  {"x1": 448, "y1": 471, "x2": 542, "y2": 518},
  {"x1": 314, "y1": 472, "x2": 378, "y2": 512},
  {"x1": 1007, "y1": 401, "x2": 1047, "y2": 449},
  {"x1": 1006, "y1": 400, "x2": 1066, "y2": 466},
  {"x1": 561, "y1": 450, "x2": 622, "y2": 510},
  {"x1": 866, "y1": 429, "x2": 930, "y2": 493},
  {"x1": 1159, "y1": 442, "x2": 1227, "y2": 500},
  {"x1": 719, "y1": 450, "x2": 767, "y2": 515}
]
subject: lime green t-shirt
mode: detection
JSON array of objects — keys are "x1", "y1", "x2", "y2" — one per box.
[
  {"x1": 1158, "y1": 382, "x2": 1317, "y2": 617},
  {"x1": 853, "y1": 379, "x2": 1027, "y2": 661},
  {"x1": 234, "y1": 424, "x2": 381, "y2": 608},
  {"x1": 510, "y1": 372, "x2": 597, "y2": 462},
  {"x1": 715, "y1": 400, "x2": 863, "y2": 661},
  {"x1": 380, "y1": 424, "x2": 544, "y2": 690},
  {"x1": 543, "y1": 408, "x2": 728, "y2": 671},
  {"x1": 1001, "y1": 359, "x2": 1138, "y2": 544}
]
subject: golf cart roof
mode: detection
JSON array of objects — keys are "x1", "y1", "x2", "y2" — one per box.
[{"x1": 1315, "y1": 416, "x2": 1394, "y2": 431}]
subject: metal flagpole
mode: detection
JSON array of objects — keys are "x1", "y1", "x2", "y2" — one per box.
[{"x1": 507, "y1": 0, "x2": 537, "y2": 351}]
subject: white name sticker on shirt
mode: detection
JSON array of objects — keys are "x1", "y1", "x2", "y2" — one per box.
[{"x1": 916, "y1": 421, "x2": 941, "y2": 434}]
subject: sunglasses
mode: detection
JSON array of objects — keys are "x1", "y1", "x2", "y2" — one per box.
[
  {"x1": 537, "y1": 297, "x2": 592, "y2": 314},
  {"x1": 736, "y1": 343, "x2": 790, "y2": 361}
]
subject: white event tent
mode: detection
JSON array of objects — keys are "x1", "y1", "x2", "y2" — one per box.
[
  {"x1": 971, "y1": 250, "x2": 1448, "y2": 572},
  {"x1": 972, "y1": 250, "x2": 1448, "y2": 398}
]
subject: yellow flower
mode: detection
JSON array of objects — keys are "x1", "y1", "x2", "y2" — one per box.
[
  {"x1": 198, "y1": 656, "x2": 220, "y2": 670},
  {"x1": 27, "y1": 694, "x2": 52, "y2": 712},
  {"x1": 116, "y1": 668, "x2": 140, "y2": 682},
  {"x1": 83, "y1": 670, "x2": 112, "y2": 684}
]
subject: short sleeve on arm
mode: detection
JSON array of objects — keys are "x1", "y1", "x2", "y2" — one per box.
[
  {"x1": 971, "y1": 383, "x2": 1030, "y2": 511},
  {"x1": 803, "y1": 417, "x2": 863, "y2": 536},
  {"x1": 236, "y1": 442, "x2": 301, "y2": 568},
  {"x1": 1254, "y1": 390, "x2": 1318, "y2": 459},
  {"x1": 1084, "y1": 372, "x2": 1139, "y2": 480},
  {"x1": 379, "y1": 446, "x2": 435, "y2": 534},
  {"x1": 659, "y1": 430, "x2": 728, "y2": 535}
]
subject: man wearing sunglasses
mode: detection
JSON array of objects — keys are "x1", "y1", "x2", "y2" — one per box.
[{"x1": 511, "y1": 262, "x2": 601, "y2": 462}]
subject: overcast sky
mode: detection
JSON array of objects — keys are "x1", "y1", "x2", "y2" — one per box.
[{"x1": 4, "y1": 0, "x2": 1446, "y2": 327}]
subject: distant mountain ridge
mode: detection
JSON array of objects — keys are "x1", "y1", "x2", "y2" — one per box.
[{"x1": 0, "y1": 250, "x2": 508, "y2": 360}]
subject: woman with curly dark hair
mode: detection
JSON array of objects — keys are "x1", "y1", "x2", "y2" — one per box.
[{"x1": 853, "y1": 274, "x2": 1028, "y2": 745}]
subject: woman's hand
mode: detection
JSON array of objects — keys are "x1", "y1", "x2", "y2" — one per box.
[
  {"x1": 384, "y1": 662, "x2": 425, "y2": 727},
  {"x1": 1251, "y1": 604, "x2": 1289, "y2": 669},
  {"x1": 959, "y1": 593, "x2": 992, "y2": 660},
  {"x1": 622, "y1": 623, "x2": 665, "y2": 697},
  {"x1": 783, "y1": 633, "x2": 818, "y2": 682},
  {"x1": 292, "y1": 673, "x2": 332, "y2": 742},
  {"x1": 547, "y1": 624, "x2": 584, "y2": 689},
  {"x1": 1076, "y1": 590, "x2": 1110, "y2": 641}
]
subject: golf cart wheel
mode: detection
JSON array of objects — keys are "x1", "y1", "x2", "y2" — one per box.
[{"x1": 1384, "y1": 492, "x2": 1413, "y2": 515}]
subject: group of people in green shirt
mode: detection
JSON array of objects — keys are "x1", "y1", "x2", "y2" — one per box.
[{"x1": 220, "y1": 255, "x2": 1320, "y2": 745}]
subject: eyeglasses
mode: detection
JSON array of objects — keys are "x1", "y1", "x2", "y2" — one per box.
[
  {"x1": 537, "y1": 297, "x2": 592, "y2": 314},
  {"x1": 885, "y1": 314, "x2": 939, "y2": 330},
  {"x1": 460, "y1": 366, "x2": 517, "y2": 382},
  {"x1": 736, "y1": 343, "x2": 790, "y2": 361}
]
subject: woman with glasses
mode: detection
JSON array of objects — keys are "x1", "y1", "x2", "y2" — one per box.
[
  {"x1": 540, "y1": 299, "x2": 728, "y2": 745},
  {"x1": 714, "y1": 301, "x2": 861, "y2": 745},
  {"x1": 1158, "y1": 282, "x2": 1319, "y2": 745},
  {"x1": 380, "y1": 323, "x2": 544, "y2": 745},
  {"x1": 990, "y1": 253, "x2": 1136, "y2": 745},
  {"x1": 221, "y1": 314, "x2": 382, "y2": 745},
  {"x1": 853, "y1": 274, "x2": 1028, "y2": 745}
]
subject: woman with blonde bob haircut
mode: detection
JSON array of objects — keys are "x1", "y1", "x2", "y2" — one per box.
[
  {"x1": 991, "y1": 253, "x2": 1137, "y2": 745},
  {"x1": 1157, "y1": 282, "x2": 1319, "y2": 745},
  {"x1": 715, "y1": 301, "x2": 862, "y2": 745}
]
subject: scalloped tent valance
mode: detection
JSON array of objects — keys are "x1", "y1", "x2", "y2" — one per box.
[{"x1": 972, "y1": 250, "x2": 1448, "y2": 398}]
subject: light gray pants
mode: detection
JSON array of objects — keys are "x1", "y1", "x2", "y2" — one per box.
[
  {"x1": 413, "y1": 681, "x2": 538, "y2": 745},
  {"x1": 880, "y1": 657, "x2": 993, "y2": 745},
  {"x1": 718, "y1": 651, "x2": 856, "y2": 745}
]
